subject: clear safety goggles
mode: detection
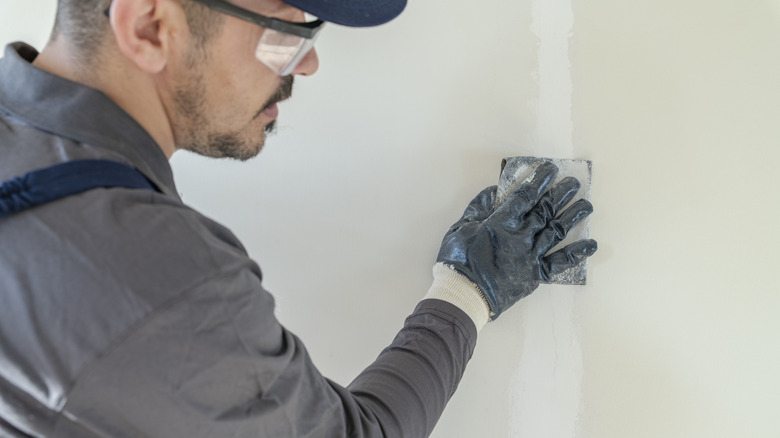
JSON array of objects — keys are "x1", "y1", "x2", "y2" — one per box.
[{"x1": 191, "y1": 0, "x2": 325, "y2": 76}]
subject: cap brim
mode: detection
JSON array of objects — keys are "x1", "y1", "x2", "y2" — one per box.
[{"x1": 282, "y1": 0, "x2": 407, "y2": 27}]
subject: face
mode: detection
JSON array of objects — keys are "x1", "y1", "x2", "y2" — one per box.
[{"x1": 169, "y1": 0, "x2": 319, "y2": 161}]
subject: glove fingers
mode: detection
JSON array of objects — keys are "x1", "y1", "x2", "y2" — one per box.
[
  {"x1": 494, "y1": 162, "x2": 559, "y2": 221},
  {"x1": 540, "y1": 239, "x2": 598, "y2": 280},
  {"x1": 534, "y1": 198, "x2": 594, "y2": 253},
  {"x1": 521, "y1": 177, "x2": 581, "y2": 235},
  {"x1": 459, "y1": 185, "x2": 497, "y2": 224}
]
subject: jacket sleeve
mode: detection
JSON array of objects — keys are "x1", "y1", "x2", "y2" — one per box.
[{"x1": 60, "y1": 266, "x2": 477, "y2": 438}]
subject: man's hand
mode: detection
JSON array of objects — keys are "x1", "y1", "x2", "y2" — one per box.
[{"x1": 436, "y1": 162, "x2": 597, "y2": 320}]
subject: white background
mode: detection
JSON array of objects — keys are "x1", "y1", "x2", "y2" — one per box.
[{"x1": 2, "y1": 0, "x2": 779, "y2": 436}]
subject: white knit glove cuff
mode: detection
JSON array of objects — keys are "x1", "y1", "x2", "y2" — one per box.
[{"x1": 424, "y1": 262, "x2": 490, "y2": 331}]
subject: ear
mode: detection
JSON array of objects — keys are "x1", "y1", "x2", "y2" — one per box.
[{"x1": 109, "y1": 0, "x2": 187, "y2": 74}]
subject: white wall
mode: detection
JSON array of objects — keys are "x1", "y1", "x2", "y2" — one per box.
[
  {"x1": 3, "y1": 0, "x2": 780, "y2": 437},
  {"x1": 573, "y1": 0, "x2": 780, "y2": 436},
  {"x1": 0, "y1": 1, "x2": 54, "y2": 49}
]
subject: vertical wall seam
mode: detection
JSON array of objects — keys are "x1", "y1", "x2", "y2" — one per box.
[{"x1": 510, "y1": 0, "x2": 583, "y2": 437}]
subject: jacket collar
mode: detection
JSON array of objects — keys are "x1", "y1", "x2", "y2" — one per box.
[{"x1": 0, "y1": 43, "x2": 179, "y2": 199}]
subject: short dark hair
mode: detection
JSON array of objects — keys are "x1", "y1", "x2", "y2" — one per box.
[{"x1": 53, "y1": 0, "x2": 223, "y2": 65}]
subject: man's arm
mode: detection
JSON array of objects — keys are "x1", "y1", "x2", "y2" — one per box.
[{"x1": 60, "y1": 271, "x2": 475, "y2": 438}]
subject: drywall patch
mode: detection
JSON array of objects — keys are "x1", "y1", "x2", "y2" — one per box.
[
  {"x1": 530, "y1": 0, "x2": 574, "y2": 156},
  {"x1": 509, "y1": 0, "x2": 585, "y2": 437}
]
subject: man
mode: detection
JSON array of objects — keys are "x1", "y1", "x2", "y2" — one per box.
[{"x1": 0, "y1": 0, "x2": 597, "y2": 436}]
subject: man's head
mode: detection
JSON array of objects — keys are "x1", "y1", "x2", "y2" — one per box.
[{"x1": 44, "y1": 0, "x2": 405, "y2": 160}]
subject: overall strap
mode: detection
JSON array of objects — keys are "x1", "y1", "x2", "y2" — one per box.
[{"x1": 0, "y1": 159, "x2": 159, "y2": 220}]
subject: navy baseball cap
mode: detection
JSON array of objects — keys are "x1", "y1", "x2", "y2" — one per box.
[{"x1": 281, "y1": 0, "x2": 407, "y2": 27}]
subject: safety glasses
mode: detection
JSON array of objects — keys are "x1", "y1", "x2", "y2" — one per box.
[{"x1": 191, "y1": 0, "x2": 325, "y2": 76}]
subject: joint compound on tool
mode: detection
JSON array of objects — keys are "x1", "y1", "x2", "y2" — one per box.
[{"x1": 496, "y1": 156, "x2": 593, "y2": 285}]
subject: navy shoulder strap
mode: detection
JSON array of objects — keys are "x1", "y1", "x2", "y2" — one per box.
[{"x1": 0, "y1": 160, "x2": 159, "y2": 220}]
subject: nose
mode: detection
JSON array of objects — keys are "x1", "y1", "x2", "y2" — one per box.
[{"x1": 291, "y1": 48, "x2": 319, "y2": 76}]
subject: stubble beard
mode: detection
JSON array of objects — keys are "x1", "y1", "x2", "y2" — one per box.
[{"x1": 174, "y1": 71, "x2": 294, "y2": 162}]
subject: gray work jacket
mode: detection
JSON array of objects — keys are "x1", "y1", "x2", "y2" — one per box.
[{"x1": 0, "y1": 43, "x2": 477, "y2": 438}]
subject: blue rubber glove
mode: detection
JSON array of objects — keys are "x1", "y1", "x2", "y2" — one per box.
[{"x1": 436, "y1": 162, "x2": 597, "y2": 320}]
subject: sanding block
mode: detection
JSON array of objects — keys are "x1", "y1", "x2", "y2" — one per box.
[{"x1": 496, "y1": 156, "x2": 593, "y2": 285}]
